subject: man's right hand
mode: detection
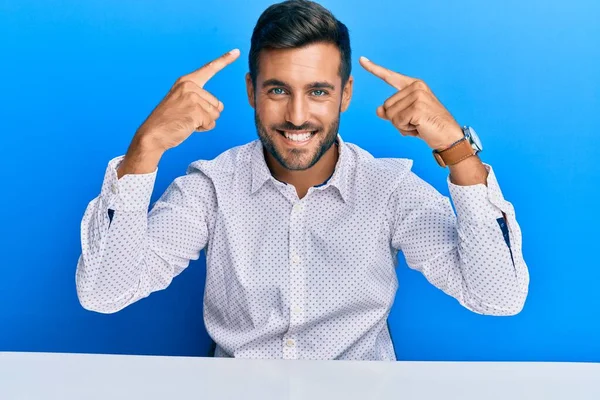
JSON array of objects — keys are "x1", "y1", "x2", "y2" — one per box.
[{"x1": 117, "y1": 49, "x2": 240, "y2": 178}]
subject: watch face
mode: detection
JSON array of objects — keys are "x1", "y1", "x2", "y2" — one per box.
[{"x1": 466, "y1": 126, "x2": 483, "y2": 152}]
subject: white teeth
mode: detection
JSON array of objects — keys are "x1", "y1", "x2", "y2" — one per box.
[{"x1": 284, "y1": 131, "x2": 312, "y2": 142}]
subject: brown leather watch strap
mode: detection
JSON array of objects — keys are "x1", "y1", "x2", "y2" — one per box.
[{"x1": 433, "y1": 138, "x2": 476, "y2": 167}]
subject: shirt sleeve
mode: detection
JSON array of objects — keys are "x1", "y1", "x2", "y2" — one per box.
[
  {"x1": 389, "y1": 163, "x2": 529, "y2": 316},
  {"x1": 75, "y1": 155, "x2": 216, "y2": 314}
]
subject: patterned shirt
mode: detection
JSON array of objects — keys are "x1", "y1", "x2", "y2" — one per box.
[{"x1": 75, "y1": 134, "x2": 529, "y2": 360}]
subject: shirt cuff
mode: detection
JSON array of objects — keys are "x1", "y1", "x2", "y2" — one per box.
[
  {"x1": 100, "y1": 155, "x2": 157, "y2": 212},
  {"x1": 447, "y1": 163, "x2": 507, "y2": 223}
]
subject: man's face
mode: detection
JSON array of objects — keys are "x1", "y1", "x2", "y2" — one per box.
[{"x1": 246, "y1": 42, "x2": 353, "y2": 171}]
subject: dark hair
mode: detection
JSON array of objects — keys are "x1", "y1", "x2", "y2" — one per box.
[{"x1": 249, "y1": 0, "x2": 351, "y2": 87}]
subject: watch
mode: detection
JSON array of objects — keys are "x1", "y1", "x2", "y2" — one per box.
[{"x1": 433, "y1": 125, "x2": 483, "y2": 167}]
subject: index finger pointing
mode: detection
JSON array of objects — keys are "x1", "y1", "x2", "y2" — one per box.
[
  {"x1": 186, "y1": 48, "x2": 241, "y2": 87},
  {"x1": 359, "y1": 56, "x2": 414, "y2": 90}
]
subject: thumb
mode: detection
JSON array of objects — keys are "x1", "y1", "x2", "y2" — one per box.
[{"x1": 376, "y1": 105, "x2": 387, "y2": 119}]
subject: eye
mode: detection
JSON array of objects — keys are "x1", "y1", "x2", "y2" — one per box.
[
  {"x1": 269, "y1": 88, "x2": 287, "y2": 95},
  {"x1": 311, "y1": 90, "x2": 327, "y2": 96}
]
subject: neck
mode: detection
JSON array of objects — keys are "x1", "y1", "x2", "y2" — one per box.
[{"x1": 266, "y1": 142, "x2": 339, "y2": 198}]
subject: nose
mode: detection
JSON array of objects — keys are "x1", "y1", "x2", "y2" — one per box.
[{"x1": 285, "y1": 94, "x2": 309, "y2": 127}]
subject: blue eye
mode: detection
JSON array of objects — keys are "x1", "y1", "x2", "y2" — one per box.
[
  {"x1": 312, "y1": 90, "x2": 326, "y2": 96},
  {"x1": 270, "y1": 88, "x2": 286, "y2": 95}
]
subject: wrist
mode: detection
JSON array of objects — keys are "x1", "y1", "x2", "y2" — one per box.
[
  {"x1": 134, "y1": 128, "x2": 169, "y2": 154},
  {"x1": 448, "y1": 155, "x2": 488, "y2": 186},
  {"x1": 432, "y1": 125, "x2": 465, "y2": 151},
  {"x1": 118, "y1": 134, "x2": 164, "y2": 179},
  {"x1": 143, "y1": 132, "x2": 168, "y2": 154},
  {"x1": 432, "y1": 125, "x2": 484, "y2": 169}
]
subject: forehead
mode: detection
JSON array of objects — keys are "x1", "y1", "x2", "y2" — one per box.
[{"x1": 257, "y1": 42, "x2": 342, "y2": 86}]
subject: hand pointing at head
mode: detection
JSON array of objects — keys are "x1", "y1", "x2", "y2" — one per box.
[
  {"x1": 137, "y1": 49, "x2": 241, "y2": 151},
  {"x1": 117, "y1": 49, "x2": 240, "y2": 178},
  {"x1": 359, "y1": 56, "x2": 464, "y2": 151}
]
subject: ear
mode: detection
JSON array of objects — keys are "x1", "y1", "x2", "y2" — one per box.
[
  {"x1": 340, "y1": 75, "x2": 354, "y2": 112},
  {"x1": 245, "y1": 73, "x2": 255, "y2": 109}
]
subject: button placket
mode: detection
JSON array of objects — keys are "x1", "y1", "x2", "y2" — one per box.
[
  {"x1": 284, "y1": 200, "x2": 307, "y2": 359},
  {"x1": 282, "y1": 336, "x2": 297, "y2": 359}
]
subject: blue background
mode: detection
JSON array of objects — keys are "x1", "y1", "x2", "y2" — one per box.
[{"x1": 1, "y1": 0, "x2": 599, "y2": 362}]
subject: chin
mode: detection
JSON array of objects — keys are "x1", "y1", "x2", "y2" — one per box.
[
  {"x1": 254, "y1": 111, "x2": 339, "y2": 171},
  {"x1": 275, "y1": 131, "x2": 336, "y2": 171}
]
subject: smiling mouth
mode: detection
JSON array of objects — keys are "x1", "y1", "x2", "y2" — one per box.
[{"x1": 277, "y1": 130, "x2": 317, "y2": 144}]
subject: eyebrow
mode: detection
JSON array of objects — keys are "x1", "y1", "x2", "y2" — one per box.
[{"x1": 262, "y1": 79, "x2": 336, "y2": 91}]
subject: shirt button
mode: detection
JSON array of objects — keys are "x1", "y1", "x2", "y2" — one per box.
[
  {"x1": 285, "y1": 339, "x2": 296, "y2": 347},
  {"x1": 292, "y1": 306, "x2": 302, "y2": 315},
  {"x1": 292, "y1": 253, "x2": 301, "y2": 264},
  {"x1": 293, "y1": 203, "x2": 304, "y2": 212}
]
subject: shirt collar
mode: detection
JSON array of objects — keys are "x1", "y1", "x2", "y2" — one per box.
[{"x1": 251, "y1": 133, "x2": 351, "y2": 202}]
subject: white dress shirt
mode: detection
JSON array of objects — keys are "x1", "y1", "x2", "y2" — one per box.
[{"x1": 76, "y1": 134, "x2": 529, "y2": 361}]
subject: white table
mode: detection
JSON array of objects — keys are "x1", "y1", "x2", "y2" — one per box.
[{"x1": 1, "y1": 351, "x2": 598, "y2": 399}]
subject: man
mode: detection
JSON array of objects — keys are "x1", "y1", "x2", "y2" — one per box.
[{"x1": 76, "y1": 0, "x2": 529, "y2": 361}]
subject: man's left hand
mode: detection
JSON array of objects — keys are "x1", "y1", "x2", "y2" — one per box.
[{"x1": 359, "y1": 56, "x2": 464, "y2": 151}]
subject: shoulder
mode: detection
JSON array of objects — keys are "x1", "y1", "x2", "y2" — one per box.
[
  {"x1": 344, "y1": 141, "x2": 414, "y2": 188},
  {"x1": 161, "y1": 140, "x2": 256, "y2": 197},
  {"x1": 185, "y1": 140, "x2": 256, "y2": 177}
]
